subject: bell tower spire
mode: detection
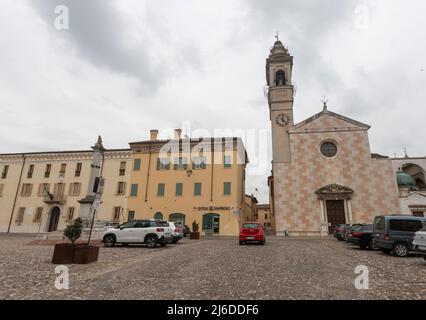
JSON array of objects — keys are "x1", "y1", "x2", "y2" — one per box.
[{"x1": 266, "y1": 37, "x2": 294, "y2": 163}]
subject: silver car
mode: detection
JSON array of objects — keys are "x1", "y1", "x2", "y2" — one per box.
[{"x1": 168, "y1": 221, "x2": 184, "y2": 244}]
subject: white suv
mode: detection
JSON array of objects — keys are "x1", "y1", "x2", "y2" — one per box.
[
  {"x1": 413, "y1": 225, "x2": 426, "y2": 260},
  {"x1": 102, "y1": 219, "x2": 172, "y2": 248}
]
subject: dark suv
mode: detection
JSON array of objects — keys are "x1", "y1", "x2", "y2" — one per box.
[{"x1": 373, "y1": 215, "x2": 426, "y2": 257}]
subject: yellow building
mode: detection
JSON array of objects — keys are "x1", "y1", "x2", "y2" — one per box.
[
  {"x1": 242, "y1": 194, "x2": 258, "y2": 222},
  {"x1": 127, "y1": 129, "x2": 249, "y2": 236},
  {"x1": 0, "y1": 138, "x2": 131, "y2": 234},
  {"x1": 256, "y1": 204, "x2": 272, "y2": 229}
]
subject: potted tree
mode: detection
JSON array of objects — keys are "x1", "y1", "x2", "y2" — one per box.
[
  {"x1": 52, "y1": 218, "x2": 100, "y2": 264},
  {"x1": 72, "y1": 218, "x2": 100, "y2": 265},
  {"x1": 190, "y1": 220, "x2": 200, "y2": 240},
  {"x1": 52, "y1": 218, "x2": 84, "y2": 264}
]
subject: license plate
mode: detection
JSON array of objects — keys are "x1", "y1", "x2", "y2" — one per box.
[{"x1": 246, "y1": 236, "x2": 255, "y2": 240}]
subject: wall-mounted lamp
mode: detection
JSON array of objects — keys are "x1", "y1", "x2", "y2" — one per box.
[{"x1": 186, "y1": 169, "x2": 193, "y2": 177}]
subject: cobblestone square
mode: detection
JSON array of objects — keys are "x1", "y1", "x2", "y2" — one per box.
[{"x1": 0, "y1": 234, "x2": 425, "y2": 300}]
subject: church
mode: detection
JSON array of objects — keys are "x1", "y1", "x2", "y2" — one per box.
[{"x1": 266, "y1": 39, "x2": 426, "y2": 236}]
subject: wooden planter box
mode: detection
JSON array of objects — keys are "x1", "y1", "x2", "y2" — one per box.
[
  {"x1": 52, "y1": 243, "x2": 99, "y2": 265},
  {"x1": 73, "y1": 245, "x2": 99, "y2": 264},
  {"x1": 190, "y1": 232, "x2": 200, "y2": 240},
  {"x1": 52, "y1": 243, "x2": 75, "y2": 264}
]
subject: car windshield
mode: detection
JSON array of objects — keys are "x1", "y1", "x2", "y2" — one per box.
[
  {"x1": 119, "y1": 221, "x2": 137, "y2": 229},
  {"x1": 242, "y1": 223, "x2": 261, "y2": 229},
  {"x1": 362, "y1": 225, "x2": 373, "y2": 231},
  {"x1": 156, "y1": 221, "x2": 169, "y2": 227}
]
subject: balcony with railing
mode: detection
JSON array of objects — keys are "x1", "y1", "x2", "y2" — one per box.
[{"x1": 43, "y1": 194, "x2": 67, "y2": 204}]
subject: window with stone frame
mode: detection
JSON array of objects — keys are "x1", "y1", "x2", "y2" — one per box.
[
  {"x1": 33, "y1": 207, "x2": 43, "y2": 222},
  {"x1": 113, "y1": 207, "x2": 121, "y2": 221},
  {"x1": 117, "y1": 181, "x2": 126, "y2": 195},
  {"x1": 16, "y1": 207, "x2": 25, "y2": 223},
  {"x1": 119, "y1": 161, "x2": 126, "y2": 176},
  {"x1": 27, "y1": 164, "x2": 34, "y2": 179},
  {"x1": 75, "y1": 163, "x2": 82, "y2": 177},
  {"x1": 59, "y1": 163, "x2": 67, "y2": 177},
  {"x1": 21, "y1": 183, "x2": 33, "y2": 197},
  {"x1": 53, "y1": 183, "x2": 66, "y2": 196},
  {"x1": 68, "y1": 183, "x2": 81, "y2": 196},
  {"x1": 37, "y1": 183, "x2": 50, "y2": 197},
  {"x1": 1, "y1": 165, "x2": 9, "y2": 179},
  {"x1": 44, "y1": 164, "x2": 51, "y2": 178},
  {"x1": 66, "y1": 207, "x2": 75, "y2": 222}
]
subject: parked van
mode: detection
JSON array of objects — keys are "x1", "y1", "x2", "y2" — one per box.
[{"x1": 373, "y1": 215, "x2": 426, "y2": 257}]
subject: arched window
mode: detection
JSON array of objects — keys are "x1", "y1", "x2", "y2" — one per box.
[
  {"x1": 169, "y1": 213, "x2": 186, "y2": 224},
  {"x1": 154, "y1": 212, "x2": 163, "y2": 220},
  {"x1": 275, "y1": 70, "x2": 286, "y2": 86}
]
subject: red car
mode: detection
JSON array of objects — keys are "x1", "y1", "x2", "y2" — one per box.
[{"x1": 239, "y1": 222, "x2": 265, "y2": 245}]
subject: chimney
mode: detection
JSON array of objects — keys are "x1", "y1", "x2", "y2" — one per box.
[
  {"x1": 150, "y1": 129, "x2": 158, "y2": 141},
  {"x1": 174, "y1": 129, "x2": 182, "y2": 140}
]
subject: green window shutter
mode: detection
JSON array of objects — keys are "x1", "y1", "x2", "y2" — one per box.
[
  {"x1": 133, "y1": 159, "x2": 141, "y2": 171},
  {"x1": 224, "y1": 155, "x2": 232, "y2": 168},
  {"x1": 156, "y1": 158, "x2": 160, "y2": 170},
  {"x1": 194, "y1": 183, "x2": 202, "y2": 196},
  {"x1": 128, "y1": 211, "x2": 135, "y2": 221},
  {"x1": 224, "y1": 182, "x2": 231, "y2": 195},
  {"x1": 175, "y1": 183, "x2": 183, "y2": 196},
  {"x1": 157, "y1": 183, "x2": 165, "y2": 196},
  {"x1": 130, "y1": 184, "x2": 138, "y2": 197}
]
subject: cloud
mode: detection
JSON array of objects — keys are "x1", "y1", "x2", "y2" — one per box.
[{"x1": 1, "y1": 0, "x2": 426, "y2": 203}]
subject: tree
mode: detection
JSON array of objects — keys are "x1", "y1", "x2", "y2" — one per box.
[
  {"x1": 64, "y1": 218, "x2": 83, "y2": 244},
  {"x1": 192, "y1": 220, "x2": 199, "y2": 233}
]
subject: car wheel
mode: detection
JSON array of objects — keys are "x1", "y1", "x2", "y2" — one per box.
[
  {"x1": 239, "y1": 241, "x2": 244, "y2": 245},
  {"x1": 368, "y1": 238, "x2": 380, "y2": 251},
  {"x1": 145, "y1": 236, "x2": 158, "y2": 248},
  {"x1": 393, "y1": 242, "x2": 409, "y2": 257},
  {"x1": 103, "y1": 235, "x2": 116, "y2": 247},
  {"x1": 160, "y1": 243, "x2": 167, "y2": 247},
  {"x1": 359, "y1": 245, "x2": 367, "y2": 249},
  {"x1": 260, "y1": 240, "x2": 265, "y2": 245}
]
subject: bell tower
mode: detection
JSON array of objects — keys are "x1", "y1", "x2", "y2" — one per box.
[{"x1": 266, "y1": 38, "x2": 294, "y2": 163}]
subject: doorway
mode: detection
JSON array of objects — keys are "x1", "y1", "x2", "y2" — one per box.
[
  {"x1": 326, "y1": 200, "x2": 346, "y2": 234},
  {"x1": 48, "y1": 207, "x2": 60, "y2": 232},
  {"x1": 202, "y1": 213, "x2": 220, "y2": 234}
]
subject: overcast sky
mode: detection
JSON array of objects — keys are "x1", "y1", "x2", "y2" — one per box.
[{"x1": 1, "y1": 0, "x2": 425, "y2": 202}]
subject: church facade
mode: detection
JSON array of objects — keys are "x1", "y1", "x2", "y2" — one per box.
[{"x1": 266, "y1": 40, "x2": 405, "y2": 236}]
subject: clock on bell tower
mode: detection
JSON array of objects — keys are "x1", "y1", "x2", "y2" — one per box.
[{"x1": 266, "y1": 37, "x2": 294, "y2": 163}]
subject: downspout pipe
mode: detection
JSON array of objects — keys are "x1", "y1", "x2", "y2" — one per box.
[{"x1": 7, "y1": 154, "x2": 26, "y2": 233}]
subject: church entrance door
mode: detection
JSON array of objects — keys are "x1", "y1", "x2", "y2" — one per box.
[{"x1": 326, "y1": 200, "x2": 346, "y2": 234}]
